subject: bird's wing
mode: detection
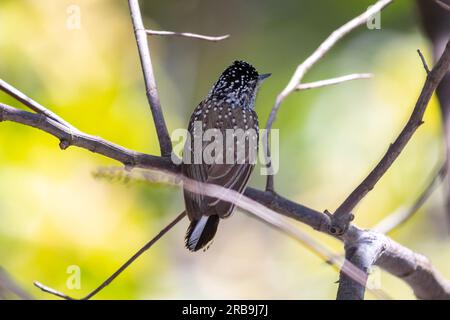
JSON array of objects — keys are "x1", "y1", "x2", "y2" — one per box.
[{"x1": 182, "y1": 100, "x2": 259, "y2": 220}]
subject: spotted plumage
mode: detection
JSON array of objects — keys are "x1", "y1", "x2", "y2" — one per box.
[{"x1": 182, "y1": 60, "x2": 270, "y2": 252}]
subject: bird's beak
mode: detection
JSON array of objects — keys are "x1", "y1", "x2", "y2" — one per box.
[{"x1": 258, "y1": 73, "x2": 271, "y2": 81}]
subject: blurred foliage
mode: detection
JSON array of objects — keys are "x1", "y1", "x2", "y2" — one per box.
[{"x1": 0, "y1": 0, "x2": 449, "y2": 299}]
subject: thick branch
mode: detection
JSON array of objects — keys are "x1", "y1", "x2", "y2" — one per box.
[
  {"x1": 331, "y1": 39, "x2": 450, "y2": 235},
  {"x1": 0, "y1": 103, "x2": 178, "y2": 173},
  {"x1": 336, "y1": 231, "x2": 384, "y2": 300},
  {"x1": 128, "y1": 0, "x2": 172, "y2": 157},
  {"x1": 337, "y1": 226, "x2": 450, "y2": 300}
]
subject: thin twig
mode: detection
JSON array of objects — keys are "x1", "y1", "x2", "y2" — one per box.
[
  {"x1": 34, "y1": 211, "x2": 186, "y2": 300},
  {"x1": 128, "y1": 0, "x2": 172, "y2": 157},
  {"x1": 33, "y1": 281, "x2": 74, "y2": 300},
  {"x1": 145, "y1": 30, "x2": 229, "y2": 42},
  {"x1": 263, "y1": 0, "x2": 393, "y2": 191},
  {"x1": 295, "y1": 73, "x2": 373, "y2": 91},
  {"x1": 331, "y1": 39, "x2": 450, "y2": 235},
  {"x1": 417, "y1": 49, "x2": 431, "y2": 74},
  {"x1": 0, "y1": 79, "x2": 76, "y2": 131},
  {"x1": 373, "y1": 163, "x2": 447, "y2": 234}
]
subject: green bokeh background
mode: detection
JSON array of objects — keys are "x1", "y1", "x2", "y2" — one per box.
[{"x1": 0, "y1": 0, "x2": 449, "y2": 299}]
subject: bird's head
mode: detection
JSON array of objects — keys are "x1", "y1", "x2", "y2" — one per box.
[{"x1": 209, "y1": 60, "x2": 270, "y2": 109}]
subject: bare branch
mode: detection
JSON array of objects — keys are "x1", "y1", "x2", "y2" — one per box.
[
  {"x1": 145, "y1": 30, "x2": 229, "y2": 42},
  {"x1": 2, "y1": 98, "x2": 450, "y2": 299},
  {"x1": 0, "y1": 103, "x2": 178, "y2": 173},
  {"x1": 265, "y1": 0, "x2": 392, "y2": 132},
  {"x1": 338, "y1": 226, "x2": 450, "y2": 300},
  {"x1": 34, "y1": 211, "x2": 186, "y2": 300},
  {"x1": 128, "y1": 0, "x2": 172, "y2": 157},
  {"x1": 295, "y1": 73, "x2": 373, "y2": 91},
  {"x1": 331, "y1": 38, "x2": 450, "y2": 235},
  {"x1": 263, "y1": 0, "x2": 393, "y2": 191},
  {"x1": 0, "y1": 79, "x2": 76, "y2": 131},
  {"x1": 337, "y1": 231, "x2": 386, "y2": 300},
  {"x1": 373, "y1": 163, "x2": 447, "y2": 234}
]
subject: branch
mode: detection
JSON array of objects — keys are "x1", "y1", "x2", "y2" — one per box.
[
  {"x1": 2, "y1": 100, "x2": 450, "y2": 299},
  {"x1": 331, "y1": 39, "x2": 450, "y2": 235},
  {"x1": 128, "y1": 0, "x2": 172, "y2": 157},
  {"x1": 336, "y1": 231, "x2": 385, "y2": 300},
  {"x1": 0, "y1": 103, "x2": 178, "y2": 173},
  {"x1": 338, "y1": 226, "x2": 450, "y2": 300},
  {"x1": 295, "y1": 73, "x2": 373, "y2": 91},
  {"x1": 34, "y1": 211, "x2": 186, "y2": 300},
  {"x1": 0, "y1": 79, "x2": 76, "y2": 131},
  {"x1": 145, "y1": 30, "x2": 229, "y2": 42},
  {"x1": 263, "y1": 0, "x2": 393, "y2": 191},
  {"x1": 417, "y1": 49, "x2": 431, "y2": 74},
  {"x1": 242, "y1": 190, "x2": 450, "y2": 300},
  {"x1": 373, "y1": 163, "x2": 447, "y2": 234}
]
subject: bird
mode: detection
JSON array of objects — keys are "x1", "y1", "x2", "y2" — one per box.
[{"x1": 182, "y1": 60, "x2": 270, "y2": 252}]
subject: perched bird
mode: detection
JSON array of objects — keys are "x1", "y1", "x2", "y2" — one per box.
[{"x1": 182, "y1": 60, "x2": 270, "y2": 252}]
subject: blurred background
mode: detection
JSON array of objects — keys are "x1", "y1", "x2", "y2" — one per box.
[{"x1": 0, "y1": 0, "x2": 449, "y2": 299}]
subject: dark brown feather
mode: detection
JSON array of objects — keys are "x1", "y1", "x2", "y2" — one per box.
[{"x1": 182, "y1": 100, "x2": 259, "y2": 222}]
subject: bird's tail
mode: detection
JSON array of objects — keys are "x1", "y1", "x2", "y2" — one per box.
[{"x1": 185, "y1": 215, "x2": 220, "y2": 252}]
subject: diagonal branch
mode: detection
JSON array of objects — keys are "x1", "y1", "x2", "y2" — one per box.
[
  {"x1": 128, "y1": 0, "x2": 173, "y2": 157},
  {"x1": 263, "y1": 0, "x2": 393, "y2": 192},
  {"x1": 0, "y1": 102, "x2": 178, "y2": 173},
  {"x1": 295, "y1": 73, "x2": 373, "y2": 91},
  {"x1": 331, "y1": 39, "x2": 450, "y2": 235},
  {"x1": 34, "y1": 211, "x2": 186, "y2": 300},
  {"x1": 0, "y1": 79, "x2": 76, "y2": 131},
  {"x1": 145, "y1": 30, "x2": 229, "y2": 42}
]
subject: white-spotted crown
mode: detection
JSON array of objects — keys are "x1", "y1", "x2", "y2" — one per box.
[{"x1": 208, "y1": 60, "x2": 260, "y2": 109}]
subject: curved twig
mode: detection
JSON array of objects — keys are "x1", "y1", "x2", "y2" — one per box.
[
  {"x1": 263, "y1": 0, "x2": 393, "y2": 191},
  {"x1": 145, "y1": 30, "x2": 229, "y2": 42}
]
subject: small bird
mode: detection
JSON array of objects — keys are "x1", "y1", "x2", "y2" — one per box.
[{"x1": 182, "y1": 60, "x2": 270, "y2": 252}]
